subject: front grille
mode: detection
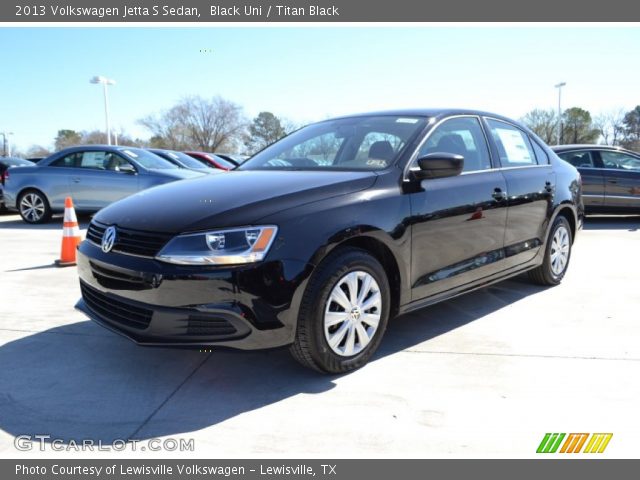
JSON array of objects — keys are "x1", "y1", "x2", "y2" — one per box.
[
  {"x1": 86, "y1": 221, "x2": 172, "y2": 257},
  {"x1": 80, "y1": 281, "x2": 152, "y2": 330},
  {"x1": 186, "y1": 316, "x2": 237, "y2": 336},
  {"x1": 90, "y1": 261, "x2": 150, "y2": 291}
]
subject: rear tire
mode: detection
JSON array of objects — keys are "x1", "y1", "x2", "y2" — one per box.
[
  {"x1": 18, "y1": 189, "x2": 52, "y2": 224},
  {"x1": 528, "y1": 215, "x2": 572, "y2": 286},
  {"x1": 290, "y1": 247, "x2": 391, "y2": 373}
]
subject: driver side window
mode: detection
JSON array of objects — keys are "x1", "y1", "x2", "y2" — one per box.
[{"x1": 418, "y1": 117, "x2": 492, "y2": 173}]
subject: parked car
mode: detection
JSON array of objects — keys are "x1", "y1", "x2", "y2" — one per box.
[
  {"x1": 552, "y1": 144, "x2": 640, "y2": 213},
  {"x1": 147, "y1": 148, "x2": 219, "y2": 174},
  {"x1": 214, "y1": 153, "x2": 249, "y2": 165},
  {"x1": 1, "y1": 157, "x2": 35, "y2": 211},
  {"x1": 185, "y1": 151, "x2": 237, "y2": 171},
  {"x1": 75, "y1": 109, "x2": 583, "y2": 373},
  {"x1": 3, "y1": 145, "x2": 204, "y2": 224}
]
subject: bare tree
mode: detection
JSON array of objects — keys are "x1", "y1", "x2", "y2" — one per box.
[
  {"x1": 593, "y1": 109, "x2": 626, "y2": 145},
  {"x1": 180, "y1": 96, "x2": 246, "y2": 151},
  {"x1": 138, "y1": 96, "x2": 247, "y2": 152},
  {"x1": 138, "y1": 106, "x2": 191, "y2": 150},
  {"x1": 80, "y1": 130, "x2": 142, "y2": 146},
  {"x1": 521, "y1": 109, "x2": 557, "y2": 144},
  {"x1": 26, "y1": 145, "x2": 52, "y2": 158}
]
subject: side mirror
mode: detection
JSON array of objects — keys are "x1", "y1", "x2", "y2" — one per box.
[
  {"x1": 118, "y1": 164, "x2": 137, "y2": 175},
  {"x1": 411, "y1": 152, "x2": 464, "y2": 180}
]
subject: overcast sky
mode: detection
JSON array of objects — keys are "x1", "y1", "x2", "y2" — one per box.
[{"x1": 1, "y1": 26, "x2": 639, "y2": 151}]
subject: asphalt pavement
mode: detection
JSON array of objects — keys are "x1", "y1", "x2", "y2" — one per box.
[{"x1": 0, "y1": 213, "x2": 638, "y2": 458}]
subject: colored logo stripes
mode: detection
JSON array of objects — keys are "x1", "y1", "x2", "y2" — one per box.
[{"x1": 537, "y1": 433, "x2": 612, "y2": 453}]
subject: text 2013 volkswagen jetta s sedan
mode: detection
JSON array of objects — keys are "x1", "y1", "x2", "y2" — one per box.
[{"x1": 76, "y1": 110, "x2": 583, "y2": 373}]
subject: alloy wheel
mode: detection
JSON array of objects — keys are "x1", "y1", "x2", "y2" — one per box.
[{"x1": 20, "y1": 193, "x2": 45, "y2": 223}]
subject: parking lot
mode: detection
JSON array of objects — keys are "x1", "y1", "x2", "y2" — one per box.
[{"x1": 0, "y1": 212, "x2": 638, "y2": 458}]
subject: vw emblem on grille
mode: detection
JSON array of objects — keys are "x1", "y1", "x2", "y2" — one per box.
[{"x1": 101, "y1": 226, "x2": 117, "y2": 253}]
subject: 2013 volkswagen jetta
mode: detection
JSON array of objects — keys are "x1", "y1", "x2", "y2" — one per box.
[{"x1": 76, "y1": 109, "x2": 583, "y2": 373}]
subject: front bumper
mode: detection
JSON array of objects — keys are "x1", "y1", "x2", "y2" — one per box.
[{"x1": 76, "y1": 240, "x2": 312, "y2": 349}]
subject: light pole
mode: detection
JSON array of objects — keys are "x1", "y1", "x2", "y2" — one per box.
[
  {"x1": 1, "y1": 131, "x2": 14, "y2": 157},
  {"x1": 554, "y1": 82, "x2": 566, "y2": 145},
  {"x1": 90, "y1": 76, "x2": 116, "y2": 145}
]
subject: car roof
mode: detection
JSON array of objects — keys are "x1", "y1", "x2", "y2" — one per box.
[
  {"x1": 551, "y1": 144, "x2": 632, "y2": 153},
  {"x1": 325, "y1": 108, "x2": 519, "y2": 123}
]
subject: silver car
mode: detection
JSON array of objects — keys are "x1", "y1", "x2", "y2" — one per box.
[{"x1": 3, "y1": 145, "x2": 204, "y2": 224}]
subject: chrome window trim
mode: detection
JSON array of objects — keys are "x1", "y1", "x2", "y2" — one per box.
[{"x1": 602, "y1": 195, "x2": 640, "y2": 201}]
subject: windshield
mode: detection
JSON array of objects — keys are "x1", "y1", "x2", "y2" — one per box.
[
  {"x1": 210, "y1": 155, "x2": 237, "y2": 169},
  {"x1": 118, "y1": 148, "x2": 178, "y2": 170},
  {"x1": 240, "y1": 115, "x2": 427, "y2": 171},
  {"x1": 163, "y1": 150, "x2": 211, "y2": 170}
]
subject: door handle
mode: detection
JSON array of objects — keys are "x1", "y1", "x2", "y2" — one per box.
[
  {"x1": 607, "y1": 179, "x2": 618, "y2": 184},
  {"x1": 71, "y1": 177, "x2": 81, "y2": 183},
  {"x1": 492, "y1": 187, "x2": 506, "y2": 201}
]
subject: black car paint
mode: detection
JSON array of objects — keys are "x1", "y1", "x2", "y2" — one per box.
[
  {"x1": 553, "y1": 145, "x2": 640, "y2": 213},
  {"x1": 76, "y1": 110, "x2": 583, "y2": 350}
]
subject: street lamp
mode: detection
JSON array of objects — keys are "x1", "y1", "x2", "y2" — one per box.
[
  {"x1": 554, "y1": 82, "x2": 566, "y2": 145},
  {"x1": 1, "y1": 131, "x2": 14, "y2": 157},
  {"x1": 90, "y1": 76, "x2": 116, "y2": 145}
]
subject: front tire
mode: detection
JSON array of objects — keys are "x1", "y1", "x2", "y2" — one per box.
[
  {"x1": 528, "y1": 215, "x2": 572, "y2": 286},
  {"x1": 290, "y1": 247, "x2": 391, "y2": 374},
  {"x1": 18, "y1": 190, "x2": 52, "y2": 224}
]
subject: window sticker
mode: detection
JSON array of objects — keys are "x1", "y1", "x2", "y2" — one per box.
[{"x1": 495, "y1": 128, "x2": 532, "y2": 163}]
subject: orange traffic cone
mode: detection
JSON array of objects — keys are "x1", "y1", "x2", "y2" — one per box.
[{"x1": 55, "y1": 197, "x2": 82, "y2": 267}]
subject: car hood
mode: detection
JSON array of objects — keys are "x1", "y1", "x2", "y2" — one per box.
[{"x1": 94, "y1": 170, "x2": 377, "y2": 233}]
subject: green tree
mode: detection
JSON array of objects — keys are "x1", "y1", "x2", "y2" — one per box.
[
  {"x1": 561, "y1": 107, "x2": 599, "y2": 144},
  {"x1": 244, "y1": 112, "x2": 287, "y2": 154},
  {"x1": 54, "y1": 129, "x2": 82, "y2": 151}
]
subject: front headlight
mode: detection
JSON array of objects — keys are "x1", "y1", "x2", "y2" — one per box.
[{"x1": 156, "y1": 226, "x2": 278, "y2": 265}]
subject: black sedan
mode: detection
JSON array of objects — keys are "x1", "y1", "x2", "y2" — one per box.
[
  {"x1": 75, "y1": 109, "x2": 583, "y2": 373},
  {"x1": 552, "y1": 144, "x2": 640, "y2": 213}
]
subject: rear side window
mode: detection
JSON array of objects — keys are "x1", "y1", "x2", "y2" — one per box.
[
  {"x1": 557, "y1": 151, "x2": 595, "y2": 168},
  {"x1": 418, "y1": 117, "x2": 492, "y2": 172},
  {"x1": 487, "y1": 119, "x2": 538, "y2": 167},
  {"x1": 530, "y1": 139, "x2": 549, "y2": 165}
]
